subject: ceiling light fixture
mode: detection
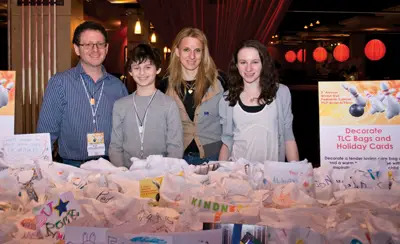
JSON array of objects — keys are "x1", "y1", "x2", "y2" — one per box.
[
  {"x1": 134, "y1": 19, "x2": 141, "y2": 34},
  {"x1": 316, "y1": 20, "x2": 320, "y2": 25},
  {"x1": 304, "y1": 25, "x2": 308, "y2": 29},
  {"x1": 310, "y1": 23, "x2": 313, "y2": 27},
  {"x1": 150, "y1": 32, "x2": 156, "y2": 43}
]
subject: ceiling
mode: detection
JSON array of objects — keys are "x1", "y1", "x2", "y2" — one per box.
[
  {"x1": 106, "y1": 0, "x2": 137, "y2": 3},
  {"x1": 91, "y1": 0, "x2": 400, "y2": 45},
  {"x1": 278, "y1": 0, "x2": 400, "y2": 44},
  {"x1": 2, "y1": 0, "x2": 399, "y2": 43}
]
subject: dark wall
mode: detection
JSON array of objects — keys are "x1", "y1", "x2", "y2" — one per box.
[
  {"x1": 290, "y1": 88, "x2": 320, "y2": 167},
  {"x1": 365, "y1": 34, "x2": 400, "y2": 80},
  {"x1": 0, "y1": 27, "x2": 7, "y2": 70}
]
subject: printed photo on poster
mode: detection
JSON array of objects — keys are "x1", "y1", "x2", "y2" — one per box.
[{"x1": 0, "y1": 71, "x2": 16, "y2": 137}]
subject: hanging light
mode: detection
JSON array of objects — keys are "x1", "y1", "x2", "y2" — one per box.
[
  {"x1": 163, "y1": 46, "x2": 168, "y2": 53},
  {"x1": 134, "y1": 19, "x2": 142, "y2": 34},
  {"x1": 150, "y1": 32, "x2": 156, "y2": 43},
  {"x1": 275, "y1": 34, "x2": 278, "y2": 38},
  {"x1": 313, "y1": 47, "x2": 327, "y2": 63},
  {"x1": 364, "y1": 39, "x2": 386, "y2": 61},
  {"x1": 310, "y1": 23, "x2": 314, "y2": 27},
  {"x1": 285, "y1": 50, "x2": 296, "y2": 63},
  {"x1": 297, "y1": 49, "x2": 306, "y2": 63},
  {"x1": 304, "y1": 25, "x2": 308, "y2": 29},
  {"x1": 334, "y1": 44, "x2": 350, "y2": 62},
  {"x1": 167, "y1": 48, "x2": 171, "y2": 53},
  {"x1": 316, "y1": 20, "x2": 320, "y2": 25}
]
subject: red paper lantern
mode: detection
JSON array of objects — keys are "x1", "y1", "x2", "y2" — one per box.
[
  {"x1": 333, "y1": 44, "x2": 350, "y2": 62},
  {"x1": 297, "y1": 49, "x2": 306, "y2": 62},
  {"x1": 364, "y1": 39, "x2": 386, "y2": 61},
  {"x1": 285, "y1": 50, "x2": 296, "y2": 63},
  {"x1": 313, "y1": 47, "x2": 327, "y2": 63}
]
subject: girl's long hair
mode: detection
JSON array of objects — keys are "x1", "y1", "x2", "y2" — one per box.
[
  {"x1": 167, "y1": 27, "x2": 218, "y2": 106},
  {"x1": 225, "y1": 40, "x2": 279, "y2": 106}
]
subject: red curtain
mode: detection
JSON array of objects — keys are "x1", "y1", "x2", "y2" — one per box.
[{"x1": 138, "y1": 0, "x2": 292, "y2": 71}]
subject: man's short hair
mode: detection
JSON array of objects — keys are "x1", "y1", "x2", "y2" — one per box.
[{"x1": 72, "y1": 21, "x2": 108, "y2": 45}]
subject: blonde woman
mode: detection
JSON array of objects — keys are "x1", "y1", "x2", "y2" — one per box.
[{"x1": 162, "y1": 27, "x2": 224, "y2": 165}]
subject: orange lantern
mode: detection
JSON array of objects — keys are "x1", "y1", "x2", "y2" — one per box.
[
  {"x1": 364, "y1": 39, "x2": 386, "y2": 61},
  {"x1": 285, "y1": 50, "x2": 296, "y2": 63},
  {"x1": 297, "y1": 49, "x2": 306, "y2": 62},
  {"x1": 333, "y1": 44, "x2": 350, "y2": 62},
  {"x1": 313, "y1": 47, "x2": 327, "y2": 63}
]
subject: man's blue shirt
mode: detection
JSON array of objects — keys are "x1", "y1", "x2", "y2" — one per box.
[{"x1": 37, "y1": 62, "x2": 128, "y2": 160}]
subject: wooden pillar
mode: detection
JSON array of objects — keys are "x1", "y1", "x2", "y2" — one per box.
[{"x1": 10, "y1": 0, "x2": 82, "y2": 134}]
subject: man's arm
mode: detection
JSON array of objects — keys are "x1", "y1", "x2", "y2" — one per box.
[{"x1": 37, "y1": 75, "x2": 65, "y2": 145}]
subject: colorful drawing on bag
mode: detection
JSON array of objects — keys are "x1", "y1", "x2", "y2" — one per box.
[
  {"x1": 272, "y1": 191, "x2": 296, "y2": 207},
  {"x1": 19, "y1": 217, "x2": 43, "y2": 240},
  {"x1": 131, "y1": 236, "x2": 168, "y2": 243},
  {"x1": 34, "y1": 191, "x2": 83, "y2": 240},
  {"x1": 343, "y1": 168, "x2": 388, "y2": 189}
]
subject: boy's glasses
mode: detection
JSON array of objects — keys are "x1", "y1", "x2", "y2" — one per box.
[{"x1": 78, "y1": 42, "x2": 108, "y2": 50}]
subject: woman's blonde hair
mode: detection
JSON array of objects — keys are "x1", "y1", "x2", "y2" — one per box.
[{"x1": 167, "y1": 27, "x2": 218, "y2": 106}]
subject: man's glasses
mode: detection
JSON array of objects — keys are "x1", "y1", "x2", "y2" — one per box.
[{"x1": 78, "y1": 42, "x2": 108, "y2": 50}]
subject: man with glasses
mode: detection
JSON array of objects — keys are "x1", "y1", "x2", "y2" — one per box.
[{"x1": 37, "y1": 21, "x2": 128, "y2": 167}]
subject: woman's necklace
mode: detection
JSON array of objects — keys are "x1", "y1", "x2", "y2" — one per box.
[
  {"x1": 186, "y1": 81, "x2": 196, "y2": 94},
  {"x1": 249, "y1": 96, "x2": 258, "y2": 103},
  {"x1": 242, "y1": 91, "x2": 260, "y2": 104}
]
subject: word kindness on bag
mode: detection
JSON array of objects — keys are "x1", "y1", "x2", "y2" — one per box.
[{"x1": 191, "y1": 197, "x2": 245, "y2": 213}]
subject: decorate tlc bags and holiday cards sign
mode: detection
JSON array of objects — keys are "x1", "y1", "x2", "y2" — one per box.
[{"x1": 319, "y1": 80, "x2": 400, "y2": 173}]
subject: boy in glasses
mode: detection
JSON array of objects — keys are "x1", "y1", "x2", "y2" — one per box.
[
  {"x1": 109, "y1": 44, "x2": 183, "y2": 168},
  {"x1": 37, "y1": 21, "x2": 128, "y2": 167}
]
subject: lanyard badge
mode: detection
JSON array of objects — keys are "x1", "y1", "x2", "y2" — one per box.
[
  {"x1": 87, "y1": 132, "x2": 105, "y2": 157},
  {"x1": 81, "y1": 75, "x2": 106, "y2": 157},
  {"x1": 133, "y1": 91, "x2": 157, "y2": 159}
]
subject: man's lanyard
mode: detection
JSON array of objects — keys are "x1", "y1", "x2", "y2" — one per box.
[
  {"x1": 133, "y1": 90, "x2": 157, "y2": 159},
  {"x1": 80, "y1": 75, "x2": 105, "y2": 132}
]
